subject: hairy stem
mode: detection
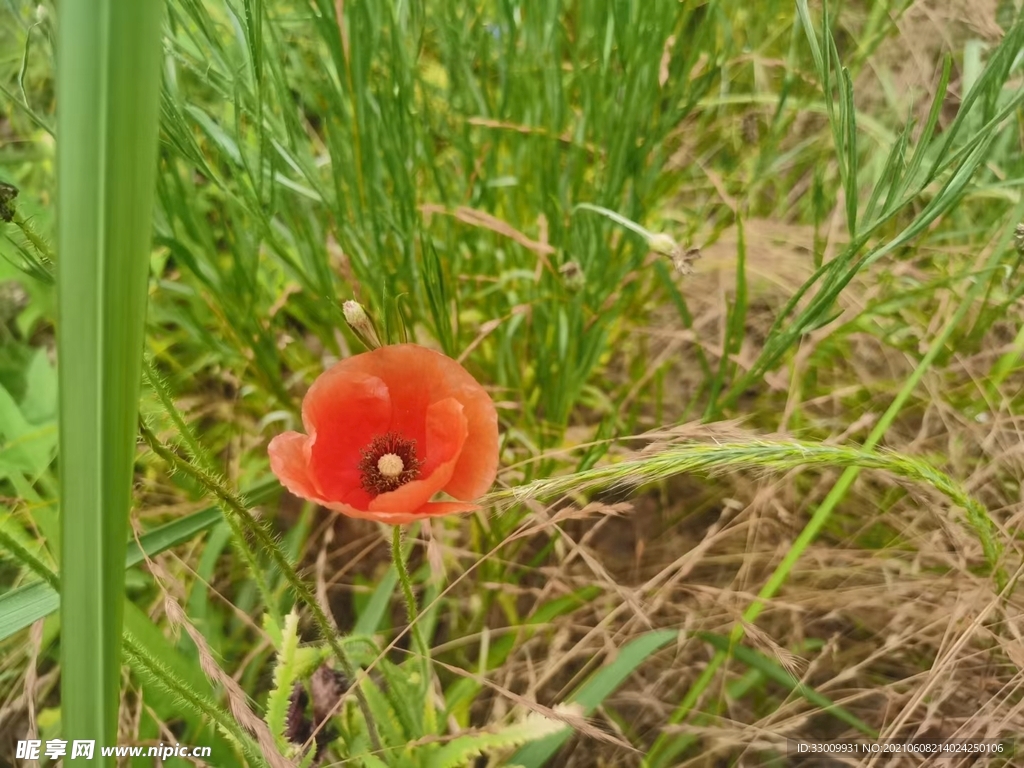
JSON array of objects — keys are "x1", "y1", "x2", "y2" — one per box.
[{"x1": 138, "y1": 423, "x2": 383, "y2": 756}]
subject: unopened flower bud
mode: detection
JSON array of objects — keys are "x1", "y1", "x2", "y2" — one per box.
[
  {"x1": 647, "y1": 232, "x2": 678, "y2": 256},
  {"x1": 343, "y1": 300, "x2": 382, "y2": 351}
]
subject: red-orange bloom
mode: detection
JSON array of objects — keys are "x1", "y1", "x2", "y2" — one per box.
[{"x1": 269, "y1": 344, "x2": 499, "y2": 524}]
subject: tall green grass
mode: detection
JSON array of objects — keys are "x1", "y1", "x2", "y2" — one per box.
[{"x1": 56, "y1": 1, "x2": 164, "y2": 760}]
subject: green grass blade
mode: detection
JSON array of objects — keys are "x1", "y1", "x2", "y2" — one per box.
[
  {"x1": 840, "y1": 66, "x2": 858, "y2": 237},
  {"x1": 891, "y1": 54, "x2": 953, "y2": 207},
  {"x1": 56, "y1": 2, "x2": 169, "y2": 752},
  {"x1": 704, "y1": 214, "x2": 747, "y2": 420},
  {"x1": 698, "y1": 632, "x2": 877, "y2": 736},
  {"x1": 0, "y1": 480, "x2": 279, "y2": 641},
  {"x1": 353, "y1": 562, "x2": 401, "y2": 636},
  {"x1": 509, "y1": 629, "x2": 678, "y2": 767}
]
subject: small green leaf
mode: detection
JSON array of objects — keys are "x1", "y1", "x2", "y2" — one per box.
[
  {"x1": 353, "y1": 563, "x2": 400, "y2": 636},
  {"x1": 19, "y1": 348, "x2": 57, "y2": 425},
  {"x1": 698, "y1": 632, "x2": 877, "y2": 736},
  {"x1": 0, "y1": 378, "x2": 56, "y2": 475}
]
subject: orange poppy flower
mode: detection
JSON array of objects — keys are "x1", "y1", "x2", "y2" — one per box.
[{"x1": 269, "y1": 344, "x2": 499, "y2": 524}]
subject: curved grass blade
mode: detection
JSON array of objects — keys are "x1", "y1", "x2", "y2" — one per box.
[{"x1": 484, "y1": 439, "x2": 1000, "y2": 578}]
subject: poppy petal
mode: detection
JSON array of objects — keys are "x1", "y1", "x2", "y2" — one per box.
[
  {"x1": 305, "y1": 371, "x2": 392, "y2": 501},
  {"x1": 369, "y1": 397, "x2": 468, "y2": 514},
  {"x1": 322, "y1": 500, "x2": 480, "y2": 526},
  {"x1": 268, "y1": 431, "x2": 320, "y2": 500},
  {"x1": 324, "y1": 345, "x2": 432, "y2": 449},
  {"x1": 319, "y1": 498, "x2": 412, "y2": 523},
  {"x1": 441, "y1": 377, "x2": 499, "y2": 500}
]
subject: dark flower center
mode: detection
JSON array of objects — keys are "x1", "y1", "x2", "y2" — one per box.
[{"x1": 358, "y1": 431, "x2": 422, "y2": 496}]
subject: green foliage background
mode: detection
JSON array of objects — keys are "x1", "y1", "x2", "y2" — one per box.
[{"x1": 3, "y1": 0, "x2": 1024, "y2": 765}]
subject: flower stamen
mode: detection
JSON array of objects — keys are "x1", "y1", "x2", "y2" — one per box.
[
  {"x1": 377, "y1": 453, "x2": 404, "y2": 477},
  {"x1": 358, "y1": 432, "x2": 422, "y2": 496}
]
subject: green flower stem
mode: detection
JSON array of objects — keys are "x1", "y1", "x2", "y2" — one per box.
[
  {"x1": 0, "y1": 527, "x2": 59, "y2": 592},
  {"x1": 138, "y1": 424, "x2": 383, "y2": 756},
  {"x1": 391, "y1": 523, "x2": 435, "y2": 725}
]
